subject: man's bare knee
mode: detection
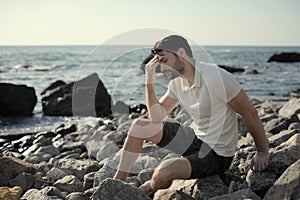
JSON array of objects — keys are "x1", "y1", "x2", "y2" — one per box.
[{"x1": 128, "y1": 118, "x2": 163, "y2": 142}]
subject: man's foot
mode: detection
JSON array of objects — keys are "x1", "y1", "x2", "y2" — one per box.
[{"x1": 139, "y1": 180, "x2": 156, "y2": 196}]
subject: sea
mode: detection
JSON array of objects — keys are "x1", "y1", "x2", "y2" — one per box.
[{"x1": 0, "y1": 45, "x2": 300, "y2": 136}]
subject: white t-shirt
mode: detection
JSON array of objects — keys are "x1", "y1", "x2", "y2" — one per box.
[{"x1": 165, "y1": 62, "x2": 241, "y2": 157}]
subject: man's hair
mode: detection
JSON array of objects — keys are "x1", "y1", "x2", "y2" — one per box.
[{"x1": 153, "y1": 35, "x2": 193, "y2": 58}]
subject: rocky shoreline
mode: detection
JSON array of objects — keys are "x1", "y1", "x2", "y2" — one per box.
[{"x1": 0, "y1": 96, "x2": 300, "y2": 200}]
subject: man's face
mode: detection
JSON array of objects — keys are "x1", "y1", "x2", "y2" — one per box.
[{"x1": 155, "y1": 50, "x2": 184, "y2": 79}]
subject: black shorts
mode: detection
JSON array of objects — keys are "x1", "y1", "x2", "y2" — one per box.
[{"x1": 156, "y1": 121, "x2": 233, "y2": 179}]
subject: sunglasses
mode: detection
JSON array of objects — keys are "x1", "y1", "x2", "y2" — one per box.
[{"x1": 151, "y1": 48, "x2": 164, "y2": 55}]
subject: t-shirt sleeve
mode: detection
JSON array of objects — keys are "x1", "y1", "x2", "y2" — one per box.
[
  {"x1": 220, "y1": 69, "x2": 241, "y2": 102},
  {"x1": 165, "y1": 80, "x2": 177, "y2": 99}
]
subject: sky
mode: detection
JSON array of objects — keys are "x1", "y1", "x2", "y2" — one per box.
[{"x1": 0, "y1": 0, "x2": 300, "y2": 46}]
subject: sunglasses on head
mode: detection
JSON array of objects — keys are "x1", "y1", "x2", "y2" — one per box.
[{"x1": 151, "y1": 48, "x2": 164, "y2": 55}]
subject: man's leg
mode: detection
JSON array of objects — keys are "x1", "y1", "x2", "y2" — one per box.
[
  {"x1": 139, "y1": 157, "x2": 192, "y2": 195},
  {"x1": 113, "y1": 118, "x2": 163, "y2": 181}
]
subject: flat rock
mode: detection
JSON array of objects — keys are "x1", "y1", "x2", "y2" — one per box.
[
  {"x1": 267, "y1": 52, "x2": 300, "y2": 63},
  {"x1": 66, "y1": 192, "x2": 89, "y2": 200},
  {"x1": 46, "y1": 167, "x2": 67, "y2": 183},
  {"x1": 278, "y1": 98, "x2": 300, "y2": 118},
  {"x1": 8, "y1": 172, "x2": 35, "y2": 193},
  {"x1": 96, "y1": 141, "x2": 119, "y2": 161},
  {"x1": 55, "y1": 158, "x2": 100, "y2": 180},
  {"x1": 53, "y1": 175, "x2": 84, "y2": 193},
  {"x1": 91, "y1": 178, "x2": 151, "y2": 200}
]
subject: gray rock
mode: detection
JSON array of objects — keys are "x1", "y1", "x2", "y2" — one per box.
[
  {"x1": 264, "y1": 159, "x2": 300, "y2": 200},
  {"x1": 55, "y1": 158, "x2": 100, "y2": 180},
  {"x1": 208, "y1": 189, "x2": 261, "y2": 200},
  {"x1": 137, "y1": 168, "x2": 155, "y2": 185},
  {"x1": 8, "y1": 172, "x2": 35, "y2": 193},
  {"x1": 21, "y1": 186, "x2": 64, "y2": 200},
  {"x1": 154, "y1": 179, "x2": 199, "y2": 200},
  {"x1": 11, "y1": 135, "x2": 35, "y2": 149},
  {"x1": 103, "y1": 130, "x2": 126, "y2": 145},
  {"x1": 288, "y1": 122, "x2": 300, "y2": 131},
  {"x1": 278, "y1": 98, "x2": 300, "y2": 118},
  {"x1": 96, "y1": 141, "x2": 120, "y2": 161},
  {"x1": 268, "y1": 129, "x2": 298, "y2": 148},
  {"x1": 268, "y1": 134, "x2": 300, "y2": 175},
  {"x1": 264, "y1": 118, "x2": 287, "y2": 135},
  {"x1": 83, "y1": 172, "x2": 95, "y2": 190},
  {"x1": 246, "y1": 170, "x2": 276, "y2": 194},
  {"x1": 93, "y1": 160, "x2": 117, "y2": 187},
  {"x1": 24, "y1": 152, "x2": 53, "y2": 164},
  {"x1": 85, "y1": 132, "x2": 107, "y2": 159},
  {"x1": 91, "y1": 178, "x2": 151, "y2": 200},
  {"x1": 35, "y1": 145, "x2": 60, "y2": 157},
  {"x1": 46, "y1": 167, "x2": 67, "y2": 183},
  {"x1": 197, "y1": 175, "x2": 228, "y2": 199},
  {"x1": 53, "y1": 175, "x2": 84, "y2": 193},
  {"x1": 0, "y1": 156, "x2": 36, "y2": 186},
  {"x1": 66, "y1": 192, "x2": 89, "y2": 200}
]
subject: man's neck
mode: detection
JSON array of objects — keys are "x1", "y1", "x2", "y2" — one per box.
[{"x1": 182, "y1": 59, "x2": 195, "y2": 86}]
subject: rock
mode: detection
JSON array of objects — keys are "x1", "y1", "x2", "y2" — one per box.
[
  {"x1": 268, "y1": 134, "x2": 300, "y2": 176},
  {"x1": 11, "y1": 135, "x2": 35, "y2": 149},
  {"x1": 83, "y1": 172, "x2": 95, "y2": 190},
  {"x1": 268, "y1": 129, "x2": 298, "y2": 148},
  {"x1": 41, "y1": 73, "x2": 112, "y2": 117},
  {"x1": 85, "y1": 131, "x2": 106, "y2": 159},
  {"x1": 0, "y1": 186, "x2": 22, "y2": 200},
  {"x1": 130, "y1": 104, "x2": 147, "y2": 114},
  {"x1": 154, "y1": 179, "x2": 199, "y2": 200},
  {"x1": 0, "y1": 83, "x2": 37, "y2": 116},
  {"x1": 208, "y1": 189, "x2": 261, "y2": 200},
  {"x1": 112, "y1": 101, "x2": 130, "y2": 114},
  {"x1": 53, "y1": 175, "x2": 84, "y2": 193},
  {"x1": 218, "y1": 65, "x2": 245, "y2": 73},
  {"x1": 46, "y1": 167, "x2": 67, "y2": 183},
  {"x1": 103, "y1": 130, "x2": 126, "y2": 146},
  {"x1": 66, "y1": 192, "x2": 89, "y2": 200},
  {"x1": 96, "y1": 141, "x2": 120, "y2": 161},
  {"x1": 288, "y1": 122, "x2": 300, "y2": 131},
  {"x1": 93, "y1": 160, "x2": 117, "y2": 187},
  {"x1": 264, "y1": 159, "x2": 300, "y2": 200},
  {"x1": 21, "y1": 186, "x2": 64, "y2": 200},
  {"x1": 40, "y1": 80, "x2": 66, "y2": 96},
  {"x1": 246, "y1": 170, "x2": 276, "y2": 197},
  {"x1": 267, "y1": 52, "x2": 300, "y2": 62},
  {"x1": 278, "y1": 98, "x2": 300, "y2": 118},
  {"x1": 137, "y1": 168, "x2": 155, "y2": 185},
  {"x1": 197, "y1": 175, "x2": 228, "y2": 199},
  {"x1": 55, "y1": 158, "x2": 100, "y2": 181},
  {"x1": 91, "y1": 178, "x2": 151, "y2": 200},
  {"x1": 0, "y1": 156, "x2": 36, "y2": 186},
  {"x1": 24, "y1": 153, "x2": 53, "y2": 164},
  {"x1": 8, "y1": 172, "x2": 35, "y2": 193}
]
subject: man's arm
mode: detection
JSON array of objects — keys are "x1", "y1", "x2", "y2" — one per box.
[
  {"x1": 228, "y1": 89, "x2": 269, "y2": 171},
  {"x1": 145, "y1": 56, "x2": 178, "y2": 122}
]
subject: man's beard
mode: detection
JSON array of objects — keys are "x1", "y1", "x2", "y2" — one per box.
[{"x1": 162, "y1": 56, "x2": 184, "y2": 80}]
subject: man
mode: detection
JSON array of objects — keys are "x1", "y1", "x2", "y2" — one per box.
[{"x1": 113, "y1": 35, "x2": 269, "y2": 196}]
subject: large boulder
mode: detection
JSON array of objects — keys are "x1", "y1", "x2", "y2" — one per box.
[
  {"x1": 267, "y1": 52, "x2": 300, "y2": 62},
  {"x1": 263, "y1": 159, "x2": 300, "y2": 200},
  {"x1": 41, "y1": 73, "x2": 112, "y2": 117},
  {"x1": 0, "y1": 156, "x2": 36, "y2": 186},
  {"x1": 0, "y1": 83, "x2": 37, "y2": 116},
  {"x1": 91, "y1": 178, "x2": 151, "y2": 200}
]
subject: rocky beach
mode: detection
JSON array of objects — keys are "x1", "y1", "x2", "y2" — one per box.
[{"x1": 1, "y1": 69, "x2": 300, "y2": 200}]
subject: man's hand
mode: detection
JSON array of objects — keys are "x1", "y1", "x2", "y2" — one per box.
[
  {"x1": 250, "y1": 151, "x2": 269, "y2": 172},
  {"x1": 145, "y1": 56, "x2": 159, "y2": 84}
]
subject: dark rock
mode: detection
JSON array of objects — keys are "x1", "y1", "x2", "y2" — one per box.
[
  {"x1": 0, "y1": 156, "x2": 36, "y2": 186},
  {"x1": 8, "y1": 172, "x2": 35, "y2": 193},
  {"x1": 268, "y1": 129, "x2": 298, "y2": 148},
  {"x1": 40, "y1": 80, "x2": 66, "y2": 96},
  {"x1": 264, "y1": 159, "x2": 300, "y2": 200},
  {"x1": 130, "y1": 104, "x2": 147, "y2": 114},
  {"x1": 137, "y1": 168, "x2": 155, "y2": 185},
  {"x1": 66, "y1": 192, "x2": 89, "y2": 200},
  {"x1": 218, "y1": 65, "x2": 245, "y2": 73},
  {"x1": 197, "y1": 175, "x2": 228, "y2": 199},
  {"x1": 41, "y1": 73, "x2": 112, "y2": 117},
  {"x1": 83, "y1": 172, "x2": 95, "y2": 190},
  {"x1": 267, "y1": 52, "x2": 300, "y2": 62},
  {"x1": 0, "y1": 83, "x2": 37, "y2": 116},
  {"x1": 11, "y1": 135, "x2": 35, "y2": 149},
  {"x1": 91, "y1": 178, "x2": 151, "y2": 200}
]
